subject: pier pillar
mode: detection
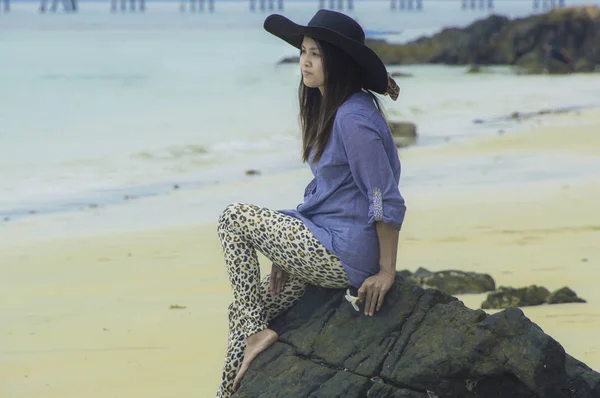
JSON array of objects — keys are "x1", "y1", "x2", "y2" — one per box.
[
  {"x1": 2, "y1": 0, "x2": 8, "y2": 12},
  {"x1": 40, "y1": 0, "x2": 77, "y2": 12},
  {"x1": 393, "y1": 0, "x2": 423, "y2": 12},
  {"x1": 462, "y1": 0, "x2": 493, "y2": 11},
  {"x1": 106, "y1": 0, "x2": 143, "y2": 12},
  {"x1": 540, "y1": 0, "x2": 556, "y2": 9},
  {"x1": 278, "y1": 0, "x2": 283, "y2": 11}
]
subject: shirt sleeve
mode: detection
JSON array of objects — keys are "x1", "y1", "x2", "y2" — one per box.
[{"x1": 338, "y1": 113, "x2": 406, "y2": 230}]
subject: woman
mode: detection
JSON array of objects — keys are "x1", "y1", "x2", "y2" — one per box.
[{"x1": 216, "y1": 9, "x2": 406, "y2": 397}]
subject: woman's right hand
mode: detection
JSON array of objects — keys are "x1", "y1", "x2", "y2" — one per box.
[{"x1": 269, "y1": 263, "x2": 289, "y2": 295}]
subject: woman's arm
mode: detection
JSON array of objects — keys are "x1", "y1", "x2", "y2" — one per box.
[
  {"x1": 357, "y1": 221, "x2": 398, "y2": 317},
  {"x1": 376, "y1": 220, "x2": 399, "y2": 276}
]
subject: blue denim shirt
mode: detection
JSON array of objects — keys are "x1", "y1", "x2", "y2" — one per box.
[{"x1": 280, "y1": 91, "x2": 406, "y2": 288}]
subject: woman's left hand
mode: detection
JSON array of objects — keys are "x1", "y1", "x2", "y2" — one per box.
[
  {"x1": 269, "y1": 263, "x2": 289, "y2": 295},
  {"x1": 358, "y1": 271, "x2": 395, "y2": 316}
]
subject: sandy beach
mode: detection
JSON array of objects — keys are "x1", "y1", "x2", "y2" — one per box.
[{"x1": 1, "y1": 109, "x2": 599, "y2": 397}]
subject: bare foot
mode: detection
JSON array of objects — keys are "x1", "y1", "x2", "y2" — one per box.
[{"x1": 232, "y1": 328, "x2": 278, "y2": 392}]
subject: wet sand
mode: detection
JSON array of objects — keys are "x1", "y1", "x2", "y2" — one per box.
[{"x1": 1, "y1": 109, "x2": 599, "y2": 397}]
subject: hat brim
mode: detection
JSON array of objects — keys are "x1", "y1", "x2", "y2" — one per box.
[{"x1": 264, "y1": 14, "x2": 389, "y2": 95}]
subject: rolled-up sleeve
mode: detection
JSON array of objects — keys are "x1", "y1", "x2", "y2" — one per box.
[{"x1": 338, "y1": 113, "x2": 406, "y2": 230}]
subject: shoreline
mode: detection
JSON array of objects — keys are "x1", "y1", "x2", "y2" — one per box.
[
  {"x1": 1, "y1": 104, "x2": 595, "y2": 226},
  {"x1": 1, "y1": 107, "x2": 599, "y2": 251}
]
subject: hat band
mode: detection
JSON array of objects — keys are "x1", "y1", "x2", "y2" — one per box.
[{"x1": 384, "y1": 74, "x2": 400, "y2": 101}]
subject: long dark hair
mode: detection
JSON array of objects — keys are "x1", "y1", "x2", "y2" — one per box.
[{"x1": 299, "y1": 38, "x2": 387, "y2": 163}]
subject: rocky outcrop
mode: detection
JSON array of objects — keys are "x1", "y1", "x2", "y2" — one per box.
[
  {"x1": 234, "y1": 275, "x2": 600, "y2": 397},
  {"x1": 277, "y1": 56, "x2": 299, "y2": 64},
  {"x1": 400, "y1": 267, "x2": 496, "y2": 295},
  {"x1": 482, "y1": 285, "x2": 550, "y2": 309},
  {"x1": 482, "y1": 285, "x2": 587, "y2": 309},
  {"x1": 366, "y1": 6, "x2": 600, "y2": 74},
  {"x1": 547, "y1": 287, "x2": 587, "y2": 305}
]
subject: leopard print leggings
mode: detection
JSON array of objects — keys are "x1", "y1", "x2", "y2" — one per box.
[{"x1": 216, "y1": 203, "x2": 351, "y2": 397}]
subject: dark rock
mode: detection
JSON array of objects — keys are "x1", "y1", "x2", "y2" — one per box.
[
  {"x1": 421, "y1": 270, "x2": 495, "y2": 295},
  {"x1": 566, "y1": 355, "x2": 600, "y2": 396},
  {"x1": 245, "y1": 169, "x2": 261, "y2": 176},
  {"x1": 173, "y1": 184, "x2": 180, "y2": 190},
  {"x1": 365, "y1": 6, "x2": 600, "y2": 75},
  {"x1": 3, "y1": 217, "x2": 9, "y2": 222},
  {"x1": 547, "y1": 287, "x2": 587, "y2": 304},
  {"x1": 397, "y1": 269, "x2": 413, "y2": 279},
  {"x1": 466, "y1": 64, "x2": 488, "y2": 74},
  {"x1": 235, "y1": 276, "x2": 600, "y2": 397},
  {"x1": 389, "y1": 121, "x2": 417, "y2": 148},
  {"x1": 277, "y1": 56, "x2": 299, "y2": 65},
  {"x1": 391, "y1": 71, "x2": 413, "y2": 78},
  {"x1": 515, "y1": 50, "x2": 574, "y2": 75},
  {"x1": 412, "y1": 267, "x2": 432, "y2": 279},
  {"x1": 401, "y1": 267, "x2": 496, "y2": 295},
  {"x1": 481, "y1": 285, "x2": 550, "y2": 309}
]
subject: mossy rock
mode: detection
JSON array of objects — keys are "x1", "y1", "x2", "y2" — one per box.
[{"x1": 388, "y1": 121, "x2": 417, "y2": 148}]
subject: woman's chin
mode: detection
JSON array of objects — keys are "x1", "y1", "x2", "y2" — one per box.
[{"x1": 302, "y1": 78, "x2": 318, "y2": 88}]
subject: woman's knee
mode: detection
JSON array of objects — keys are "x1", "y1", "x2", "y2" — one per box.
[{"x1": 217, "y1": 203, "x2": 246, "y2": 233}]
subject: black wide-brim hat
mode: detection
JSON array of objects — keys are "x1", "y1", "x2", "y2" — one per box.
[{"x1": 264, "y1": 9, "x2": 396, "y2": 98}]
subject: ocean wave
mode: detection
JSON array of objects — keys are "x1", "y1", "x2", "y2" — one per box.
[
  {"x1": 40, "y1": 73, "x2": 150, "y2": 81},
  {"x1": 134, "y1": 144, "x2": 208, "y2": 161},
  {"x1": 133, "y1": 134, "x2": 299, "y2": 162}
]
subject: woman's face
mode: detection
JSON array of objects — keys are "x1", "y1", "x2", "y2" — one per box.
[{"x1": 300, "y1": 36, "x2": 325, "y2": 94}]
